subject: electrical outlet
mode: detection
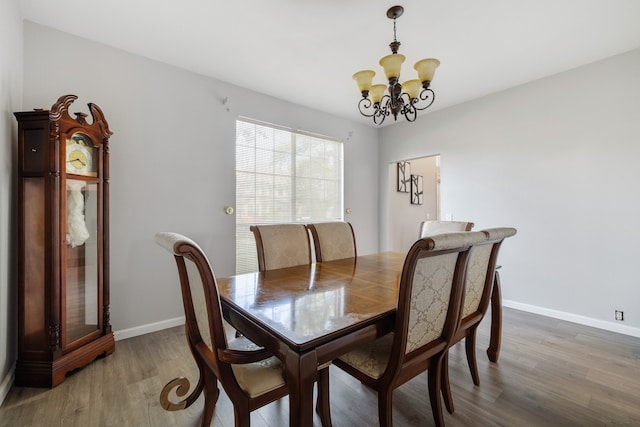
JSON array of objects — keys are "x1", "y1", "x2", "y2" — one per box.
[{"x1": 615, "y1": 310, "x2": 624, "y2": 321}]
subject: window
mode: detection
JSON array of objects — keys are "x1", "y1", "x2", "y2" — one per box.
[{"x1": 235, "y1": 119, "x2": 344, "y2": 273}]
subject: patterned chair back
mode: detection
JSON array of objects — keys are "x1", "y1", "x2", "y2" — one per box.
[
  {"x1": 462, "y1": 227, "x2": 517, "y2": 318},
  {"x1": 250, "y1": 224, "x2": 312, "y2": 271},
  {"x1": 396, "y1": 231, "x2": 487, "y2": 358},
  {"x1": 307, "y1": 222, "x2": 357, "y2": 262}
]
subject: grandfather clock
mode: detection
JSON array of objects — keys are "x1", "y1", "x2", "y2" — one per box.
[{"x1": 15, "y1": 94, "x2": 114, "y2": 387}]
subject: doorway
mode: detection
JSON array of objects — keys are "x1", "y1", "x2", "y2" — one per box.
[{"x1": 386, "y1": 155, "x2": 440, "y2": 252}]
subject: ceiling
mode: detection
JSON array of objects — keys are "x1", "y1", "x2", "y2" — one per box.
[{"x1": 17, "y1": 0, "x2": 640, "y2": 127}]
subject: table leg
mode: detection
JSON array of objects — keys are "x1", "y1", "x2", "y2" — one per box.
[
  {"x1": 285, "y1": 349, "x2": 318, "y2": 427},
  {"x1": 487, "y1": 270, "x2": 502, "y2": 362}
]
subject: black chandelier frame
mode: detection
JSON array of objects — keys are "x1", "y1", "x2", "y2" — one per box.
[{"x1": 357, "y1": 80, "x2": 435, "y2": 125}]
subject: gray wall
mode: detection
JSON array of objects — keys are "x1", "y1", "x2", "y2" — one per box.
[
  {"x1": 0, "y1": 0, "x2": 23, "y2": 404},
  {"x1": 380, "y1": 48, "x2": 640, "y2": 335},
  {"x1": 18, "y1": 23, "x2": 380, "y2": 338}
]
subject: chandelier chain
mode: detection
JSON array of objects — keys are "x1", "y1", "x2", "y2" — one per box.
[{"x1": 393, "y1": 18, "x2": 398, "y2": 43}]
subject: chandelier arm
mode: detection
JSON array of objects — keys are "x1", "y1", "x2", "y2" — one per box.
[
  {"x1": 401, "y1": 102, "x2": 418, "y2": 122},
  {"x1": 413, "y1": 88, "x2": 436, "y2": 111},
  {"x1": 373, "y1": 96, "x2": 390, "y2": 125},
  {"x1": 398, "y1": 93, "x2": 417, "y2": 122},
  {"x1": 379, "y1": 95, "x2": 391, "y2": 111},
  {"x1": 398, "y1": 92, "x2": 412, "y2": 105},
  {"x1": 373, "y1": 113, "x2": 387, "y2": 125},
  {"x1": 357, "y1": 97, "x2": 376, "y2": 118}
]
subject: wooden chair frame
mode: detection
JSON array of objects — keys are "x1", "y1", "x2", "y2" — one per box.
[
  {"x1": 334, "y1": 232, "x2": 486, "y2": 427},
  {"x1": 440, "y1": 227, "x2": 517, "y2": 415},
  {"x1": 155, "y1": 232, "x2": 331, "y2": 427}
]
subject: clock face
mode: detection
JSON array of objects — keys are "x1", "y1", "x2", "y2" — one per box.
[{"x1": 66, "y1": 133, "x2": 96, "y2": 176}]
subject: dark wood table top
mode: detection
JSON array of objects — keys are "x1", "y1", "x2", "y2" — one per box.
[{"x1": 217, "y1": 252, "x2": 405, "y2": 353}]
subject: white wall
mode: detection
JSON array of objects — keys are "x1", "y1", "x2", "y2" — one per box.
[
  {"x1": 380, "y1": 48, "x2": 640, "y2": 335},
  {"x1": 19, "y1": 22, "x2": 379, "y2": 337},
  {"x1": 0, "y1": 0, "x2": 23, "y2": 405}
]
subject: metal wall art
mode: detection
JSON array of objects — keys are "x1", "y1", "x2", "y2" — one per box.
[
  {"x1": 411, "y1": 174, "x2": 423, "y2": 205},
  {"x1": 397, "y1": 161, "x2": 411, "y2": 193}
]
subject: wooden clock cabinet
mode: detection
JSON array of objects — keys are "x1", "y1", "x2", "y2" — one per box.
[{"x1": 14, "y1": 94, "x2": 114, "y2": 387}]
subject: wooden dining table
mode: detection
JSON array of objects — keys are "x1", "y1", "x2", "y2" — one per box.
[{"x1": 217, "y1": 252, "x2": 504, "y2": 427}]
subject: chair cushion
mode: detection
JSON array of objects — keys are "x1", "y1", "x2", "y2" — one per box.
[
  {"x1": 229, "y1": 336, "x2": 286, "y2": 398},
  {"x1": 337, "y1": 333, "x2": 394, "y2": 379}
]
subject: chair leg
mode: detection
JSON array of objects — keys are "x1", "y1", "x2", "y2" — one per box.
[
  {"x1": 378, "y1": 387, "x2": 394, "y2": 427},
  {"x1": 465, "y1": 328, "x2": 480, "y2": 386},
  {"x1": 233, "y1": 404, "x2": 251, "y2": 427},
  {"x1": 201, "y1": 369, "x2": 220, "y2": 427},
  {"x1": 428, "y1": 358, "x2": 446, "y2": 427},
  {"x1": 441, "y1": 350, "x2": 455, "y2": 414},
  {"x1": 315, "y1": 367, "x2": 333, "y2": 427}
]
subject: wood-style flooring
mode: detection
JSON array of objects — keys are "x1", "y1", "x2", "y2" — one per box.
[{"x1": 1, "y1": 308, "x2": 639, "y2": 426}]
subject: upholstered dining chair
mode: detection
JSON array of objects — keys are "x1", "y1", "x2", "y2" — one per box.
[
  {"x1": 419, "y1": 220, "x2": 474, "y2": 238},
  {"x1": 333, "y1": 231, "x2": 487, "y2": 427},
  {"x1": 250, "y1": 224, "x2": 312, "y2": 272},
  {"x1": 154, "y1": 232, "x2": 331, "y2": 427},
  {"x1": 440, "y1": 227, "x2": 517, "y2": 414},
  {"x1": 306, "y1": 221, "x2": 357, "y2": 262}
]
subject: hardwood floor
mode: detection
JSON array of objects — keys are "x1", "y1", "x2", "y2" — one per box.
[{"x1": 1, "y1": 308, "x2": 639, "y2": 426}]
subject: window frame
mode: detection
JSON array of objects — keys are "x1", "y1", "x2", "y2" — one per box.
[{"x1": 235, "y1": 118, "x2": 344, "y2": 273}]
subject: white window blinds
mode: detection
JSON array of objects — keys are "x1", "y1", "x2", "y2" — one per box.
[{"x1": 235, "y1": 119, "x2": 344, "y2": 273}]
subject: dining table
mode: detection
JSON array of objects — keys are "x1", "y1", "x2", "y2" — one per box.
[{"x1": 217, "y1": 251, "x2": 504, "y2": 427}]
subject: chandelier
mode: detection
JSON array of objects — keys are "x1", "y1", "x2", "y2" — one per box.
[{"x1": 353, "y1": 5, "x2": 440, "y2": 125}]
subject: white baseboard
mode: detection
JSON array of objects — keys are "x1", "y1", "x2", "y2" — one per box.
[
  {"x1": 0, "y1": 362, "x2": 15, "y2": 408},
  {"x1": 503, "y1": 299, "x2": 640, "y2": 338},
  {"x1": 114, "y1": 316, "x2": 185, "y2": 341}
]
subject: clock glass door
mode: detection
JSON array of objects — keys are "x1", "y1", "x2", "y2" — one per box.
[{"x1": 65, "y1": 179, "x2": 100, "y2": 345}]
